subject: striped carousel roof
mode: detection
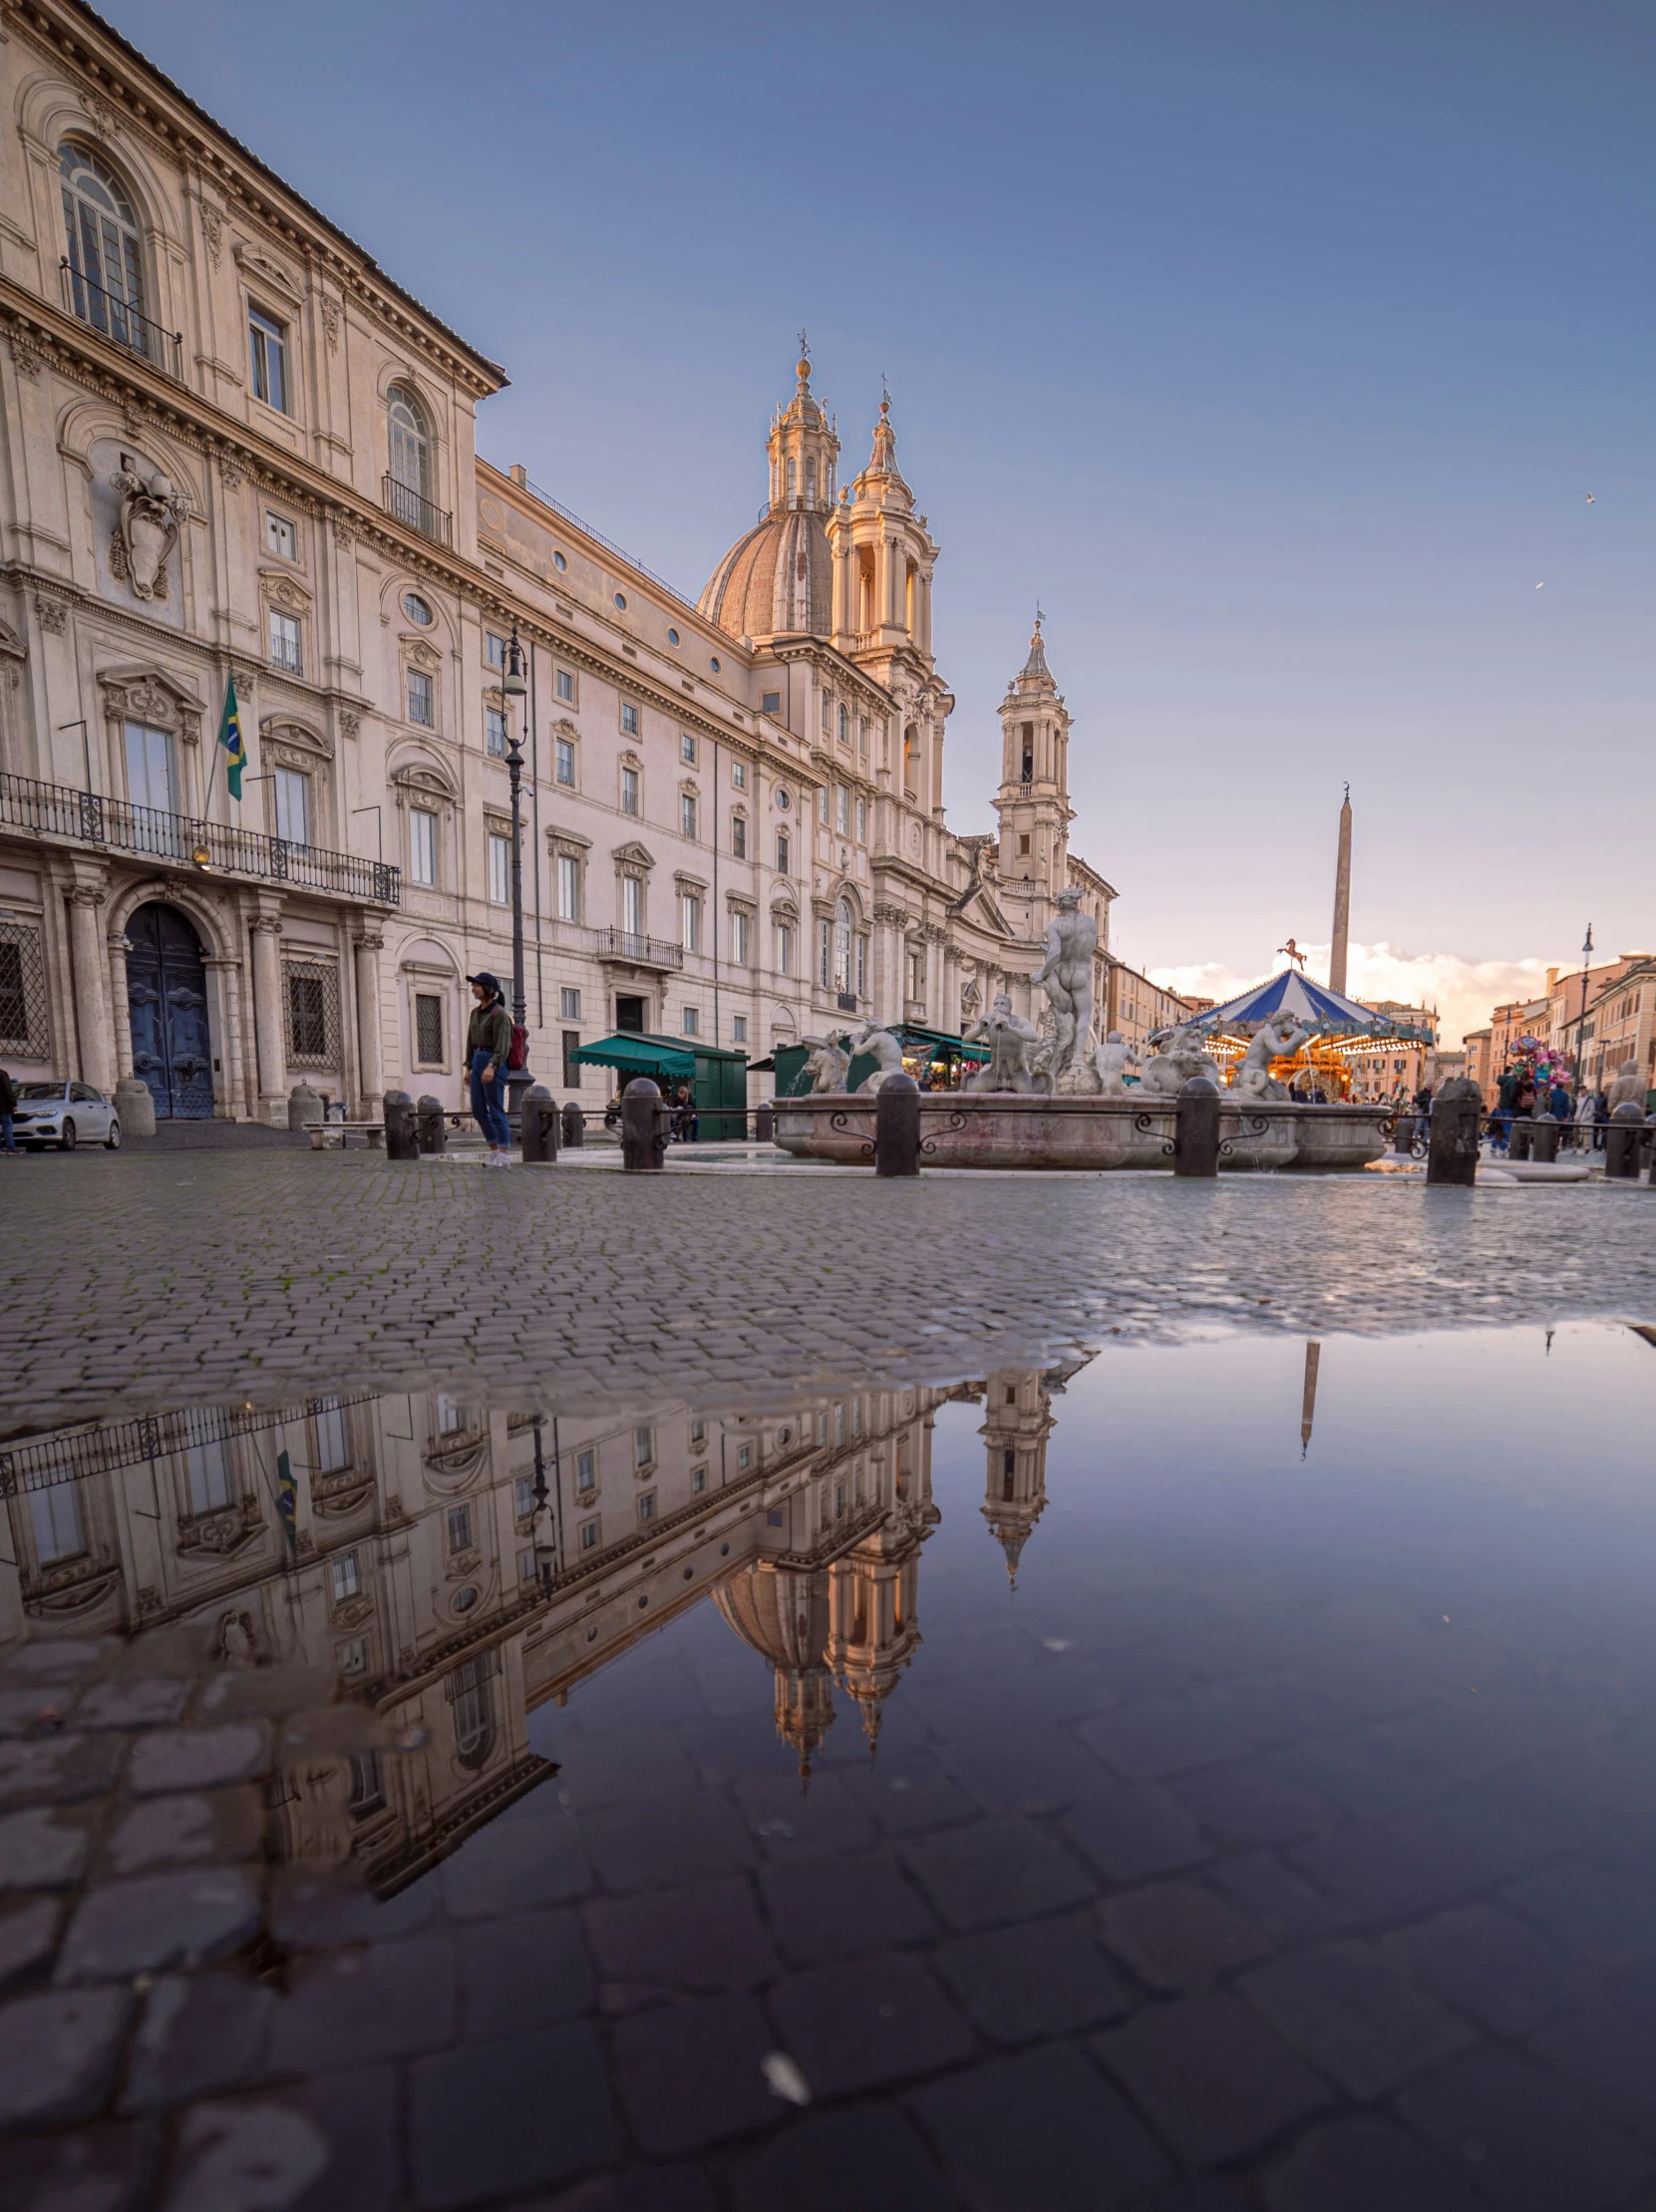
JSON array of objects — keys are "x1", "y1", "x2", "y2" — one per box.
[{"x1": 1188, "y1": 967, "x2": 1432, "y2": 1041}]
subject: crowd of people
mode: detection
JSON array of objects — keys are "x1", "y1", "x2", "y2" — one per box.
[{"x1": 1399, "y1": 1066, "x2": 1612, "y2": 1155}]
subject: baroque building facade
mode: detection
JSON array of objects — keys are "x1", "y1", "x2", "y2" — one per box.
[{"x1": 0, "y1": 1, "x2": 1121, "y2": 1122}]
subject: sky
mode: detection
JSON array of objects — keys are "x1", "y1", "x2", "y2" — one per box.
[{"x1": 110, "y1": 0, "x2": 1655, "y2": 1043}]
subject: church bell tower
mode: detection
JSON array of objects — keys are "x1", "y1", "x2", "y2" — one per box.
[{"x1": 994, "y1": 617, "x2": 1073, "y2": 903}]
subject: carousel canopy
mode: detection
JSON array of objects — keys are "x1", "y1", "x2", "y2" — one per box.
[{"x1": 1187, "y1": 967, "x2": 1433, "y2": 1042}]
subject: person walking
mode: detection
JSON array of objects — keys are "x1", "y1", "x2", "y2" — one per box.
[
  {"x1": 1574, "y1": 1085, "x2": 1596, "y2": 1152},
  {"x1": 465, "y1": 973, "x2": 513, "y2": 1166},
  {"x1": 1492, "y1": 1064, "x2": 1518, "y2": 1154},
  {"x1": 1593, "y1": 1087, "x2": 1610, "y2": 1150},
  {"x1": 0, "y1": 1064, "x2": 16, "y2": 1154},
  {"x1": 1548, "y1": 1076, "x2": 1572, "y2": 1126}
]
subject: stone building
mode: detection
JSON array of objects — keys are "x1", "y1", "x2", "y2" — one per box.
[{"x1": 0, "y1": 2, "x2": 1122, "y2": 1123}]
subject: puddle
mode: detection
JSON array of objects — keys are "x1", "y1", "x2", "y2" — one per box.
[{"x1": 5, "y1": 1323, "x2": 1656, "y2": 2203}]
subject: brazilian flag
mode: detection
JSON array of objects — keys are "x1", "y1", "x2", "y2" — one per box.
[{"x1": 217, "y1": 674, "x2": 246, "y2": 801}]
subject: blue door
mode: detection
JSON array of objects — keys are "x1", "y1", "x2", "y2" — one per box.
[{"x1": 127, "y1": 902, "x2": 214, "y2": 1118}]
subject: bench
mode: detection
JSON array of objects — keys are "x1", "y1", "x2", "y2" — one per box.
[{"x1": 308, "y1": 1121, "x2": 384, "y2": 1149}]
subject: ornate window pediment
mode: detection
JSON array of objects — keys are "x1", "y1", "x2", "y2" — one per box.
[
  {"x1": 232, "y1": 239, "x2": 303, "y2": 303},
  {"x1": 98, "y1": 664, "x2": 202, "y2": 740},
  {"x1": 261, "y1": 570, "x2": 312, "y2": 616},
  {"x1": 404, "y1": 638, "x2": 442, "y2": 672},
  {"x1": 389, "y1": 752, "x2": 457, "y2": 803},
  {"x1": 613, "y1": 839, "x2": 655, "y2": 872},
  {"x1": 260, "y1": 716, "x2": 332, "y2": 763}
]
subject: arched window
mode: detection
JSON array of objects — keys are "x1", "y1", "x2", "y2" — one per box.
[
  {"x1": 59, "y1": 143, "x2": 146, "y2": 350},
  {"x1": 833, "y1": 898, "x2": 853, "y2": 994},
  {"x1": 387, "y1": 386, "x2": 430, "y2": 499}
]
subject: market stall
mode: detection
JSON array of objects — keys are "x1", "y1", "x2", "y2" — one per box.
[{"x1": 567, "y1": 1033, "x2": 750, "y2": 1140}]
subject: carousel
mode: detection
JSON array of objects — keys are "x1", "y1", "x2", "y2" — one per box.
[{"x1": 1182, "y1": 953, "x2": 1434, "y2": 1102}]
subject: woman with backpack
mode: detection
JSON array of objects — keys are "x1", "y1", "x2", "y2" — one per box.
[{"x1": 465, "y1": 972, "x2": 514, "y2": 1166}]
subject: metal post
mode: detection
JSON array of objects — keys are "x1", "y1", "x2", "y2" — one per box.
[
  {"x1": 1173, "y1": 1077, "x2": 1220, "y2": 1178},
  {"x1": 755, "y1": 1100, "x2": 775, "y2": 1145},
  {"x1": 520, "y1": 1084, "x2": 558, "y2": 1163},
  {"x1": 1508, "y1": 1116, "x2": 1533, "y2": 1162},
  {"x1": 502, "y1": 628, "x2": 530, "y2": 1121},
  {"x1": 621, "y1": 1077, "x2": 668, "y2": 1171},
  {"x1": 1392, "y1": 1111, "x2": 1416, "y2": 1157},
  {"x1": 560, "y1": 1102, "x2": 585, "y2": 1148},
  {"x1": 1426, "y1": 1079, "x2": 1480, "y2": 1186},
  {"x1": 874, "y1": 1073, "x2": 921, "y2": 1177},
  {"x1": 382, "y1": 1089, "x2": 417, "y2": 1161},
  {"x1": 1606, "y1": 1102, "x2": 1643, "y2": 1180},
  {"x1": 415, "y1": 1095, "x2": 445, "y2": 1154}
]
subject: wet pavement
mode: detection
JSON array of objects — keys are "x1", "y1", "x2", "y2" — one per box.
[{"x1": 7, "y1": 1319, "x2": 1656, "y2": 2207}]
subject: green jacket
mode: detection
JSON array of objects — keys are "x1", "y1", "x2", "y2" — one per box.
[
  {"x1": 467, "y1": 1000, "x2": 512, "y2": 1068},
  {"x1": 1495, "y1": 1071, "x2": 1519, "y2": 1109}
]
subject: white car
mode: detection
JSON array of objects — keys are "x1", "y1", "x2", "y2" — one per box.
[{"x1": 11, "y1": 1081, "x2": 122, "y2": 1151}]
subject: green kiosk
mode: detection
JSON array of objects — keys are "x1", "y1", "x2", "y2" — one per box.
[
  {"x1": 762, "y1": 1023, "x2": 992, "y2": 1098},
  {"x1": 567, "y1": 1034, "x2": 750, "y2": 1141}
]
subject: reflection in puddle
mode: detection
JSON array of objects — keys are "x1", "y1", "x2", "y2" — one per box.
[{"x1": 5, "y1": 1324, "x2": 1656, "y2": 2205}]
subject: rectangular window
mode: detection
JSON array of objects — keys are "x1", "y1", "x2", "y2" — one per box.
[
  {"x1": 555, "y1": 668, "x2": 574, "y2": 703},
  {"x1": 315, "y1": 1399, "x2": 348, "y2": 1472},
  {"x1": 273, "y1": 767, "x2": 310, "y2": 847},
  {"x1": 410, "y1": 807, "x2": 438, "y2": 886},
  {"x1": 821, "y1": 695, "x2": 832, "y2": 733},
  {"x1": 621, "y1": 703, "x2": 639, "y2": 736},
  {"x1": 680, "y1": 793, "x2": 697, "y2": 838},
  {"x1": 438, "y1": 1394, "x2": 465, "y2": 1433},
  {"x1": 30, "y1": 1482, "x2": 84, "y2": 1564},
  {"x1": 286, "y1": 967, "x2": 329, "y2": 1061},
  {"x1": 682, "y1": 1006, "x2": 699, "y2": 1036},
  {"x1": 330, "y1": 1550, "x2": 361, "y2": 1601},
  {"x1": 265, "y1": 511, "x2": 297, "y2": 561},
  {"x1": 837, "y1": 704, "x2": 849, "y2": 744},
  {"x1": 776, "y1": 831, "x2": 790, "y2": 876},
  {"x1": 556, "y1": 853, "x2": 580, "y2": 921},
  {"x1": 486, "y1": 631, "x2": 506, "y2": 670},
  {"x1": 776, "y1": 922, "x2": 793, "y2": 976},
  {"x1": 859, "y1": 717, "x2": 869, "y2": 757},
  {"x1": 348, "y1": 1750, "x2": 384, "y2": 1812},
  {"x1": 446, "y1": 1503, "x2": 474, "y2": 1554},
  {"x1": 622, "y1": 876, "x2": 644, "y2": 935},
  {"x1": 514, "y1": 1475, "x2": 534, "y2": 1519},
  {"x1": 576, "y1": 1448, "x2": 596, "y2": 1492},
  {"x1": 732, "y1": 762, "x2": 747, "y2": 790},
  {"x1": 248, "y1": 307, "x2": 288, "y2": 412},
  {"x1": 488, "y1": 832, "x2": 511, "y2": 906},
  {"x1": 124, "y1": 721, "x2": 175, "y2": 816},
  {"x1": 737, "y1": 1443, "x2": 753, "y2": 1469},
  {"x1": 730, "y1": 910, "x2": 749, "y2": 966},
  {"x1": 415, "y1": 993, "x2": 444, "y2": 1064},
  {"x1": 819, "y1": 919, "x2": 832, "y2": 988},
  {"x1": 621, "y1": 768, "x2": 640, "y2": 816},
  {"x1": 856, "y1": 934, "x2": 868, "y2": 997},
  {"x1": 407, "y1": 668, "x2": 434, "y2": 726},
  {"x1": 560, "y1": 987, "x2": 581, "y2": 1021},
  {"x1": 634, "y1": 1425, "x2": 654, "y2": 1468},
  {"x1": 486, "y1": 707, "x2": 507, "y2": 758},
  {"x1": 579, "y1": 1518, "x2": 600, "y2": 1551},
  {"x1": 638, "y1": 1492, "x2": 656, "y2": 1524},
  {"x1": 835, "y1": 786, "x2": 849, "y2": 834},
  {"x1": 269, "y1": 610, "x2": 301, "y2": 674},
  {"x1": 732, "y1": 815, "x2": 747, "y2": 859},
  {"x1": 681, "y1": 893, "x2": 701, "y2": 952},
  {"x1": 517, "y1": 1548, "x2": 536, "y2": 1583},
  {"x1": 555, "y1": 738, "x2": 575, "y2": 787},
  {"x1": 732, "y1": 1015, "x2": 747, "y2": 1044},
  {"x1": 818, "y1": 788, "x2": 830, "y2": 826},
  {"x1": 562, "y1": 1030, "x2": 581, "y2": 1088},
  {"x1": 185, "y1": 1435, "x2": 234, "y2": 1514},
  {"x1": 692, "y1": 1464, "x2": 707, "y2": 1493},
  {"x1": 761, "y1": 691, "x2": 782, "y2": 716},
  {"x1": 855, "y1": 796, "x2": 866, "y2": 843},
  {"x1": 681, "y1": 732, "x2": 697, "y2": 765},
  {"x1": 339, "y1": 1637, "x2": 368, "y2": 1677}
]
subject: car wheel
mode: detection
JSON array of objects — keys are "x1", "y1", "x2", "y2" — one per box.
[
  {"x1": 105, "y1": 1118, "x2": 122, "y2": 1150},
  {"x1": 59, "y1": 1118, "x2": 77, "y2": 1152}
]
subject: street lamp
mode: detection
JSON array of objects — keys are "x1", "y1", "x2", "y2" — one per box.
[
  {"x1": 501, "y1": 628, "x2": 531, "y2": 1120},
  {"x1": 529, "y1": 1415, "x2": 557, "y2": 1596},
  {"x1": 1573, "y1": 923, "x2": 1594, "y2": 1097}
]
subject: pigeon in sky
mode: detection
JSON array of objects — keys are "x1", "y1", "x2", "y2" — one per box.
[
  {"x1": 1586, "y1": 493, "x2": 1596, "y2": 502},
  {"x1": 1535, "y1": 581, "x2": 1544, "y2": 589}
]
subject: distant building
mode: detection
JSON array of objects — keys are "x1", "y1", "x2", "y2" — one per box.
[{"x1": 1106, "y1": 963, "x2": 1192, "y2": 1056}]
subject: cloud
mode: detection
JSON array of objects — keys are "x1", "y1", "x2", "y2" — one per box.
[{"x1": 1147, "y1": 942, "x2": 1584, "y2": 1049}]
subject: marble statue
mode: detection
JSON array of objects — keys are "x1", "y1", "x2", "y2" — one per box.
[
  {"x1": 847, "y1": 1019, "x2": 908, "y2": 1093},
  {"x1": 1094, "y1": 1030, "x2": 1141, "y2": 1094},
  {"x1": 964, "y1": 992, "x2": 1041, "y2": 1093},
  {"x1": 1608, "y1": 1059, "x2": 1646, "y2": 1110},
  {"x1": 803, "y1": 1035, "x2": 850, "y2": 1093},
  {"x1": 1139, "y1": 1024, "x2": 1223, "y2": 1096},
  {"x1": 1031, "y1": 888, "x2": 1097, "y2": 1085},
  {"x1": 1232, "y1": 1011, "x2": 1314, "y2": 1100},
  {"x1": 109, "y1": 451, "x2": 189, "y2": 603}
]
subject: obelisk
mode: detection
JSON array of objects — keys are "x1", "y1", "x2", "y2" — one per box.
[{"x1": 1329, "y1": 784, "x2": 1353, "y2": 996}]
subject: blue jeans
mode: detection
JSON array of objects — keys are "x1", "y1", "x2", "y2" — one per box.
[
  {"x1": 469, "y1": 1050, "x2": 509, "y2": 1148},
  {"x1": 0, "y1": 1112, "x2": 13, "y2": 1152}
]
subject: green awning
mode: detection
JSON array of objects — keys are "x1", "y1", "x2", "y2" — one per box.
[{"x1": 568, "y1": 1035, "x2": 696, "y2": 1079}]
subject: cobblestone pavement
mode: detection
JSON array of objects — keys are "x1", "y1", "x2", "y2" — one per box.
[{"x1": 4, "y1": 1150, "x2": 1656, "y2": 1434}]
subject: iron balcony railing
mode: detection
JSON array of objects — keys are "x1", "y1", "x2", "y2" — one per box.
[
  {"x1": 588, "y1": 926, "x2": 684, "y2": 971},
  {"x1": 382, "y1": 474, "x2": 453, "y2": 546},
  {"x1": 0, "y1": 773, "x2": 400, "y2": 906},
  {"x1": 60, "y1": 259, "x2": 182, "y2": 380}
]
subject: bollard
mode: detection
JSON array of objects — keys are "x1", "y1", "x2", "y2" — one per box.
[
  {"x1": 1174, "y1": 1078, "x2": 1220, "y2": 1178},
  {"x1": 874, "y1": 1073, "x2": 921, "y2": 1177},
  {"x1": 520, "y1": 1085, "x2": 558, "y2": 1163},
  {"x1": 1508, "y1": 1116, "x2": 1533, "y2": 1162},
  {"x1": 755, "y1": 1100, "x2": 775, "y2": 1146},
  {"x1": 416, "y1": 1095, "x2": 446, "y2": 1154},
  {"x1": 1605, "y1": 1101, "x2": 1643, "y2": 1180},
  {"x1": 1426, "y1": 1079, "x2": 1481, "y2": 1186},
  {"x1": 621, "y1": 1078, "x2": 669, "y2": 1172},
  {"x1": 1531, "y1": 1117, "x2": 1561, "y2": 1163},
  {"x1": 383, "y1": 1089, "x2": 418, "y2": 1161},
  {"x1": 1392, "y1": 1112, "x2": 1416, "y2": 1157},
  {"x1": 561, "y1": 1102, "x2": 585, "y2": 1148},
  {"x1": 288, "y1": 1081, "x2": 323, "y2": 1132}
]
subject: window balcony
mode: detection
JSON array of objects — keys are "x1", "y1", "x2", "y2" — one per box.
[
  {"x1": 587, "y1": 927, "x2": 684, "y2": 972},
  {"x1": 59, "y1": 260, "x2": 182, "y2": 380},
  {"x1": 0, "y1": 773, "x2": 400, "y2": 906},
  {"x1": 382, "y1": 474, "x2": 453, "y2": 546}
]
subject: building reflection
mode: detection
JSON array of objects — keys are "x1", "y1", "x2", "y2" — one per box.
[{"x1": 0, "y1": 1362, "x2": 1086, "y2": 1890}]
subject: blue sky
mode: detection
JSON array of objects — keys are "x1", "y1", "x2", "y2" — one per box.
[{"x1": 114, "y1": 0, "x2": 1654, "y2": 1034}]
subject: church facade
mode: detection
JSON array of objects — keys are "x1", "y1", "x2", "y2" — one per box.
[{"x1": 0, "y1": 0, "x2": 1121, "y2": 1123}]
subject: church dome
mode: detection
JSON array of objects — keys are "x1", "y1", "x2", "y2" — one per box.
[
  {"x1": 698, "y1": 505, "x2": 832, "y2": 643},
  {"x1": 714, "y1": 1560, "x2": 829, "y2": 1669}
]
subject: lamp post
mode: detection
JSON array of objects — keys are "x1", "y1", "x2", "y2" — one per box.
[
  {"x1": 1573, "y1": 923, "x2": 1594, "y2": 1097},
  {"x1": 530, "y1": 1415, "x2": 557, "y2": 1596},
  {"x1": 501, "y1": 628, "x2": 531, "y2": 1120}
]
